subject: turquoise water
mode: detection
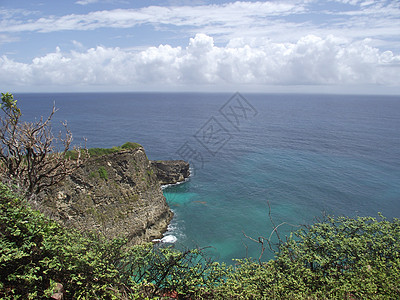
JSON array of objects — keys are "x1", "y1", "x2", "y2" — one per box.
[
  {"x1": 162, "y1": 148, "x2": 400, "y2": 262},
  {"x1": 17, "y1": 92, "x2": 400, "y2": 263}
]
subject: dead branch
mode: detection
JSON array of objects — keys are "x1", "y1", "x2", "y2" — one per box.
[
  {"x1": 242, "y1": 201, "x2": 300, "y2": 264},
  {"x1": 0, "y1": 92, "x2": 86, "y2": 196}
]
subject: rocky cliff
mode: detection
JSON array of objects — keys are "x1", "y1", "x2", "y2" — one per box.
[
  {"x1": 150, "y1": 160, "x2": 190, "y2": 185},
  {"x1": 41, "y1": 145, "x2": 189, "y2": 244}
]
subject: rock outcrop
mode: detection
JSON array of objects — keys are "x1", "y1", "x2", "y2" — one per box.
[
  {"x1": 41, "y1": 145, "x2": 189, "y2": 244},
  {"x1": 150, "y1": 160, "x2": 190, "y2": 185}
]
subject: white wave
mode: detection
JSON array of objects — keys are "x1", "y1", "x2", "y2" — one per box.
[
  {"x1": 160, "y1": 235, "x2": 177, "y2": 243},
  {"x1": 189, "y1": 166, "x2": 195, "y2": 178},
  {"x1": 166, "y1": 221, "x2": 177, "y2": 232},
  {"x1": 161, "y1": 176, "x2": 190, "y2": 190}
]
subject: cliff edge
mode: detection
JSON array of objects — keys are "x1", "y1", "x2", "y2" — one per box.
[{"x1": 41, "y1": 144, "x2": 189, "y2": 244}]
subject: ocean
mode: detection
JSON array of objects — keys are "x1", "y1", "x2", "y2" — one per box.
[{"x1": 15, "y1": 92, "x2": 400, "y2": 263}]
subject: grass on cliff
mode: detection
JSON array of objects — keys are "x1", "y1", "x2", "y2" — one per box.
[
  {"x1": 66, "y1": 142, "x2": 142, "y2": 160},
  {"x1": 1, "y1": 182, "x2": 400, "y2": 299}
]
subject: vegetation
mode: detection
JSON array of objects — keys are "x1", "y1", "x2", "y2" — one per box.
[
  {"x1": 67, "y1": 142, "x2": 142, "y2": 160},
  {"x1": 215, "y1": 215, "x2": 400, "y2": 299},
  {"x1": 0, "y1": 92, "x2": 85, "y2": 196},
  {"x1": 98, "y1": 166, "x2": 108, "y2": 180},
  {"x1": 1, "y1": 182, "x2": 399, "y2": 299},
  {"x1": 0, "y1": 183, "x2": 222, "y2": 299}
]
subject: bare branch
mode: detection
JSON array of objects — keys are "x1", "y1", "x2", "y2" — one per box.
[
  {"x1": 242, "y1": 201, "x2": 301, "y2": 264},
  {"x1": 242, "y1": 231, "x2": 268, "y2": 264},
  {"x1": 0, "y1": 93, "x2": 86, "y2": 196}
]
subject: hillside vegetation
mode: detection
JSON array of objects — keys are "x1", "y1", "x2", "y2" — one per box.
[
  {"x1": 1, "y1": 183, "x2": 400, "y2": 299},
  {"x1": 66, "y1": 142, "x2": 143, "y2": 159}
]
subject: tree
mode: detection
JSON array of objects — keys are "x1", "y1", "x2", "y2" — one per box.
[{"x1": 0, "y1": 92, "x2": 86, "y2": 196}]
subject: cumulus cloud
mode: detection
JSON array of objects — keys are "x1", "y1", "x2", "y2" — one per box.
[{"x1": 1, "y1": 34, "x2": 399, "y2": 91}]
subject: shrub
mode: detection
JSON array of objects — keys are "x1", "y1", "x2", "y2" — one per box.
[
  {"x1": 0, "y1": 183, "x2": 224, "y2": 299},
  {"x1": 2, "y1": 178, "x2": 400, "y2": 299},
  {"x1": 214, "y1": 215, "x2": 400, "y2": 299},
  {"x1": 121, "y1": 142, "x2": 142, "y2": 150},
  {"x1": 98, "y1": 166, "x2": 108, "y2": 180},
  {"x1": 0, "y1": 182, "x2": 133, "y2": 299},
  {"x1": 124, "y1": 243, "x2": 226, "y2": 299},
  {"x1": 66, "y1": 142, "x2": 143, "y2": 160}
]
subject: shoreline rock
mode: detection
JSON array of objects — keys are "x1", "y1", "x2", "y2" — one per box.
[{"x1": 150, "y1": 160, "x2": 190, "y2": 185}]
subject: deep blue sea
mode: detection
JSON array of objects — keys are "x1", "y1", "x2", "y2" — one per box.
[{"x1": 16, "y1": 92, "x2": 400, "y2": 263}]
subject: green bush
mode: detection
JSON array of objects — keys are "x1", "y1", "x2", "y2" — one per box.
[
  {"x1": 0, "y1": 183, "x2": 140, "y2": 299},
  {"x1": 214, "y1": 215, "x2": 400, "y2": 299},
  {"x1": 66, "y1": 142, "x2": 142, "y2": 160},
  {"x1": 98, "y1": 166, "x2": 108, "y2": 180},
  {"x1": 121, "y1": 142, "x2": 142, "y2": 150},
  {"x1": 0, "y1": 183, "x2": 224, "y2": 299},
  {"x1": 1, "y1": 181, "x2": 400, "y2": 299},
  {"x1": 124, "y1": 243, "x2": 226, "y2": 299}
]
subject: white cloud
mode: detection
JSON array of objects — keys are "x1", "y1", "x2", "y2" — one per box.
[
  {"x1": 0, "y1": 34, "x2": 20, "y2": 45},
  {"x1": 1, "y1": 1, "x2": 398, "y2": 54},
  {"x1": 0, "y1": 2, "x2": 314, "y2": 34},
  {"x1": 75, "y1": 0, "x2": 99, "y2": 5},
  {"x1": 1, "y1": 34, "x2": 399, "y2": 92},
  {"x1": 75, "y1": 0, "x2": 129, "y2": 5},
  {"x1": 72, "y1": 40, "x2": 85, "y2": 50},
  {"x1": 330, "y1": 0, "x2": 362, "y2": 5}
]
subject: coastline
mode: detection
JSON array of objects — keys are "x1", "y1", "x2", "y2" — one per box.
[
  {"x1": 155, "y1": 168, "x2": 192, "y2": 244},
  {"x1": 161, "y1": 176, "x2": 190, "y2": 190}
]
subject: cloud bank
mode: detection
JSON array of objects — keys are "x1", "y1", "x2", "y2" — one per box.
[{"x1": 1, "y1": 34, "x2": 399, "y2": 92}]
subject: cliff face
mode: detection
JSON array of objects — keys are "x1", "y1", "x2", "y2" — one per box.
[{"x1": 41, "y1": 146, "x2": 189, "y2": 244}]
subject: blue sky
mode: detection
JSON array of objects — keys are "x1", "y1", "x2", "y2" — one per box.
[{"x1": 0, "y1": 0, "x2": 399, "y2": 93}]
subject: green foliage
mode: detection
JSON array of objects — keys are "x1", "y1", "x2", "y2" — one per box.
[
  {"x1": 1, "y1": 181, "x2": 400, "y2": 299},
  {"x1": 98, "y1": 166, "x2": 108, "y2": 180},
  {"x1": 89, "y1": 171, "x2": 97, "y2": 178},
  {"x1": 277, "y1": 215, "x2": 400, "y2": 298},
  {"x1": 0, "y1": 183, "x2": 224, "y2": 299},
  {"x1": 1, "y1": 92, "x2": 21, "y2": 124},
  {"x1": 214, "y1": 215, "x2": 400, "y2": 299},
  {"x1": 0, "y1": 182, "x2": 134, "y2": 299},
  {"x1": 123, "y1": 244, "x2": 226, "y2": 299},
  {"x1": 66, "y1": 142, "x2": 142, "y2": 160},
  {"x1": 121, "y1": 142, "x2": 142, "y2": 150}
]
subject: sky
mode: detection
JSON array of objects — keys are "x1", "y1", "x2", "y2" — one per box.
[{"x1": 0, "y1": 0, "x2": 399, "y2": 94}]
